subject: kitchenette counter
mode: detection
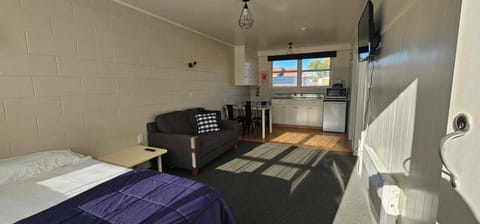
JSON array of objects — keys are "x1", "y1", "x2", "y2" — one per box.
[
  {"x1": 272, "y1": 97, "x2": 324, "y2": 100},
  {"x1": 271, "y1": 94, "x2": 349, "y2": 132},
  {"x1": 272, "y1": 93, "x2": 324, "y2": 99},
  {"x1": 272, "y1": 97, "x2": 350, "y2": 101}
]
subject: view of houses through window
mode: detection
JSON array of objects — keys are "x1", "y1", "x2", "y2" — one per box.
[
  {"x1": 272, "y1": 59, "x2": 298, "y2": 87},
  {"x1": 272, "y1": 57, "x2": 331, "y2": 88}
]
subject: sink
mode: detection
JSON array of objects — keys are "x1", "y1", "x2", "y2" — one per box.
[
  {"x1": 273, "y1": 93, "x2": 324, "y2": 100},
  {"x1": 273, "y1": 96, "x2": 324, "y2": 100},
  {"x1": 291, "y1": 96, "x2": 321, "y2": 100}
]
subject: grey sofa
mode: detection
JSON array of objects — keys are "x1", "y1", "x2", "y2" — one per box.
[{"x1": 147, "y1": 108, "x2": 239, "y2": 176}]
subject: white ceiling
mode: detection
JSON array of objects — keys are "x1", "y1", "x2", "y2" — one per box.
[{"x1": 117, "y1": 0, "x2": 363, "y2": 51}]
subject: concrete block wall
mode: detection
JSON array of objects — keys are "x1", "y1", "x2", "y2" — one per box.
[{"x1": 0, "y1": 0, "x2": 249, "y2": 158}]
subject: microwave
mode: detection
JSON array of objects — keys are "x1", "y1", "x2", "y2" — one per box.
[{"x1": 326, "y1": 88, "x2": 348, "y2": 99}]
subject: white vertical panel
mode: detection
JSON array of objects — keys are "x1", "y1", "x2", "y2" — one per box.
[
  {"x1": 357, "y1": 0, "x2": 462, "y2": 223},
  {"x1": 438, "y1": 0, "x2": 480, "y2": 223}
]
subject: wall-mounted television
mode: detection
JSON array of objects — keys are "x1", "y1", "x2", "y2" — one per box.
[{"x1": 358, "y1": 1, "x2": 379, "y2": 62}]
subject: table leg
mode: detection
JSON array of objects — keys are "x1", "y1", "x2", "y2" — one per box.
[
  {"x1": 269, "y1": 108, "x2": 273, "y2": 133},
  {"x1": 262, "y1": 109, "x2": 266, "y2": 139},
  {"x1": 157, "y1": 156, "x2": 163, "y2": 172}
]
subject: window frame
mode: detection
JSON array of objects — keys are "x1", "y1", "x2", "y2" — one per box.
[{"x1": 271, "y1": 57, "x2": 332, "y2": 88}]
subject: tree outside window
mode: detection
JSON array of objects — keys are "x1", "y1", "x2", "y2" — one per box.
[{"x1": 301, "y1": 58, "x2": 331, "y2": 87}]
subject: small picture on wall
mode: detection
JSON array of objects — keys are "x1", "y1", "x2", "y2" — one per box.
[{"x1": 261, "y1": 71, "x2": 267, "y2": 85}]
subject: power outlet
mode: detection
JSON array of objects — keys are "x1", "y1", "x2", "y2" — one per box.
[{"x1": 137, "y1": 134, "x2": 144, "y2": 145}]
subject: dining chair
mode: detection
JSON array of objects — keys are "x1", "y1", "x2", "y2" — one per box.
[
  {"x1": 253, "y1": 101, "x2": 270, "y2": 133},
  {"x1": 224, "y1": 104, "x2": 235, "y2": 120},
  {"x1": 244, "y1": 104, "x2": 262, "y2": 137},
  {"x1": 224, "y1": 104, "x2": 244, "y2": 132}
]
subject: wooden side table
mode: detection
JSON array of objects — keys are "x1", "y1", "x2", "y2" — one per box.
[{"x1": 97, "y1": 145, "x2": 168, "y2": 172}]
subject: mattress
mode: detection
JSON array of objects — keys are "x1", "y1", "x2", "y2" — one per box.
[
  {"x1": 0, "y1": 158, "x2": 129, "y2": 223},
  {"x1": 17, "y1": 169, "x2": 235, "y2": 224}
]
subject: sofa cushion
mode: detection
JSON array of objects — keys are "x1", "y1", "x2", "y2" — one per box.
[
  {"x1": 203, "y1": 110, "x2": 223, "y2": 128},
  {"x1": 155, "y1": 111, "x2": 193, "y2": 135},
  {"x1": 184, "y1": 108, "x2": 206, "y2": 133},
  {"x1": 197, "y1": 129, "x2": 237, "y2": 154},
  {"x1": 195, "y1": 113, "x2": 221, "y2": 134}
]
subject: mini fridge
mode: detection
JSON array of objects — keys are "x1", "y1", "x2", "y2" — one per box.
[{"x1": 323, "y1": 100, "x2": 348, "y2": 133}]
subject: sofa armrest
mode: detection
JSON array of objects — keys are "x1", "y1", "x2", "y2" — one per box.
[
  {"x1": 148, "y1": 132, "x2": 200, "y2": 170},
  {"x1": 221, "y1": 120, "x2": 239, "y2": 131}
]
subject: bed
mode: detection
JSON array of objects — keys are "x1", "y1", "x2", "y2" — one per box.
[{"x1": 0, "y1": 150, "x2": 235, "y2": 224}]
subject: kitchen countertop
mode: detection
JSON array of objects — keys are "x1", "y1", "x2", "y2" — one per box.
[
  {"x1": 272, "y1": 97, "x2": 324, "y2": 100},
  {"x1": 272, "y1": 97, "x2": 350, "y2": 101},
  {"x1": 272, "y1": 93, "x2": 325, "y2": 100}
]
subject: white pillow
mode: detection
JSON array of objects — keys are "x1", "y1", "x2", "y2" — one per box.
[{"x1": 0, "y1": 149, "x2": 91, "y2": 185}]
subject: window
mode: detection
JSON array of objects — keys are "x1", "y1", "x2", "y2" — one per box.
[
  {"x1": 301, "y1": 58, "x2": 331, "y2": 87},
  {"x1": 272, "y1": 60, "x2": 298, "y2": 87},
  {"x1": 272, "y1": 57, "x2": 331, "y2": 88}
]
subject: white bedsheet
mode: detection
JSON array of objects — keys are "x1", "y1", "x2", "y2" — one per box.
[{"x1": 0, "y1": 158, "x2": 130, "y2": 223}]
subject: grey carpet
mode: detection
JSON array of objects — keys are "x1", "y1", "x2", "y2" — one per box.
[{"x1": 166, "y1": 141, "x2": 357, "y2": 224}]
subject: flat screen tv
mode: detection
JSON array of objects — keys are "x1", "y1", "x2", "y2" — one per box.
[{"x1": 358, "y1": 1, "x2": 376, "y2": 62}]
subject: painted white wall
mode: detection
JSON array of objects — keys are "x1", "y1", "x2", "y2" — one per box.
[
  {"x1": 437, "y1": 0, "x2": 480, "y2": 223},
  {"x1": 0, "y1": 0, "x2": 249, "y2": 158},
  {"x1": 350, "y1": 0, "x2": 462, "y2": 223},
  {"x1": 350, "y1": 61, "x2": 368, "y2": 152}
]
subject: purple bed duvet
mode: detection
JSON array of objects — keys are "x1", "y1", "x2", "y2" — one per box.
[{"x1": 17, "y1": 169, "x2": 235, "y2": 224}]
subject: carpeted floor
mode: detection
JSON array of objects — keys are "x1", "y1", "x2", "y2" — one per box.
[{"x1": 166, "y1": 141, "x2": 357, "y2": 224}]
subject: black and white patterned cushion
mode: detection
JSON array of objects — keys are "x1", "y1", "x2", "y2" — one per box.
[{"x1": 195, "y1": 113, "x2": 221, "y2": 134}]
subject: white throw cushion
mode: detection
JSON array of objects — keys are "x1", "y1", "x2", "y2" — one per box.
[
  {"x1": 195, "y1": 113, "x2": 221, "y2": 134},
  {"x1": 0, "y1": 149, "x2": 91, "y2": 185}
]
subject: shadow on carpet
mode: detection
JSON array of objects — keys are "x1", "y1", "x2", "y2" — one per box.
[{"x1": 165, "y1": 141, "x2": 357, "y2": 224}]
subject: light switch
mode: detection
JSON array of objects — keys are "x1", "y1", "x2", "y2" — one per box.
[{"x1": 137, "y1": 134, "x2": 144, "y2": 144}]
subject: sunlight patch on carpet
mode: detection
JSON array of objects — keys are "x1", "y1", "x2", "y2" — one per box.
[
  {"x1": 280, "y1": 148, "x2": 328, "y2": 167},
  {"x1": 243, "y1": 143, "x2": 289, "y2": 160},
  {"x1": 216, "y1": 158, "x2": 264, "y2": 174},
  {"x1": 216, "y1": 143, "x2": 331, "y2": 194}
]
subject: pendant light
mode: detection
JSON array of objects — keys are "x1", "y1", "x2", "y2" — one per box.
[
  {"x1": 238, "y1": 0, "x2": 254, "y2": 29},
  {"x1": 287, "y1": 42, "x2": 294, "y2": 54}
]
